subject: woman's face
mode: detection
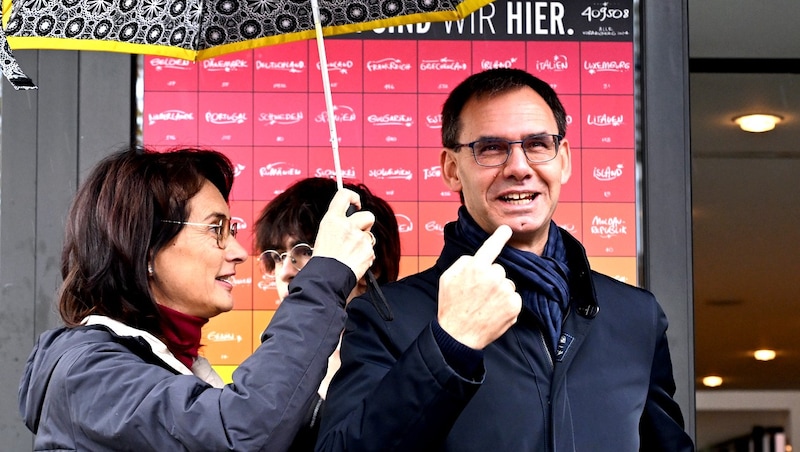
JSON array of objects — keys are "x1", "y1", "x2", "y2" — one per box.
[{"x1": 150, "y1": 180, "x2": 248, "y2": 319}]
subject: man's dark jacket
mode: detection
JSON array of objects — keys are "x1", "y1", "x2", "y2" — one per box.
[{"x1": 317, "y1": 226, "x2": 694, "y2": 451}]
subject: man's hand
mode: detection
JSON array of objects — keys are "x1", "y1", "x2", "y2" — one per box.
[{"x1": 437, "y1": 225, "x2": 522, "y2": 350}]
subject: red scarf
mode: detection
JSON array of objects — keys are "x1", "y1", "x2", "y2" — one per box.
[{"x1": 157, "y1": 305, "x2": 207, "y2": 370}]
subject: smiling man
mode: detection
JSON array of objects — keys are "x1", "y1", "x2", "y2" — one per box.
[{"x1": 317, "y1": 68, "x2": 694, "y2": 451}]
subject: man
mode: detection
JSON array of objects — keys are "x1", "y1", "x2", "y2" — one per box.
[{"x1": 316, "y1": 68, "x2": 694, "y2": 451}]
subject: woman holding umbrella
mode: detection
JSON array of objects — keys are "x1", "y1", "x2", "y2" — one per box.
[{"x1": 18, "y1": 146, "x2": 376, "y2": 451}]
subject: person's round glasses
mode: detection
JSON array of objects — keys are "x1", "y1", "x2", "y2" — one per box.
[
  {"x1": 161, "y1": 218, "x2": 238, "y2": 249},
  {"x1": 454, "y1": 133, "x2": 563, "y2": 167},
  {"x1": 258, "y1": 243, "x2": 314, "y2": 279}
]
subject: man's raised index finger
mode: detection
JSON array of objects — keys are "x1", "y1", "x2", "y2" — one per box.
[{"x1": 473, "y1": 225, "x2": 512, "y2": 264}]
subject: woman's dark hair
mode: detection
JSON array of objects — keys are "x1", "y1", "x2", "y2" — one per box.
[
  {"x1": 59, "y1": 146, "x2": 234, "y2": 334},
  {"x1": 254, "y1": 177, "x2": 401, "y2": 285},
  {"x1": 441, "y1": 68, "x2": 568, "y2": 149}
]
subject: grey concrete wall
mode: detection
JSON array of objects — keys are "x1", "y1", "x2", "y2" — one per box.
[
  {"x1": 640, "y1": 0, "x2": 696, "y2": 439},
  {"x1": 0, "y1": 50, "x2": 134, "y2": 450}
]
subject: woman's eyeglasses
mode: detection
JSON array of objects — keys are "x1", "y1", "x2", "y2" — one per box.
[
  {"x1": 162, "y1": 218, "x2": 238, "y2": 249},
  {"x1": 258, "y1": 243, "x2": 314, "y2": 279}
]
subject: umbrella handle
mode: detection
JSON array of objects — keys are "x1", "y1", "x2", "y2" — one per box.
[
  {"x1": 310, "y1": 0, "x2": 344, "y2": 190},
  {"x1": 346, "y1": 204, "x2": 393, "y2": 321}
]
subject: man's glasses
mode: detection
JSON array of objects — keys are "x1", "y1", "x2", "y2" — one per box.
[
  {"x1": 258, "y1": 243, "x2": 314, "y2": 278},
  {"x1": 454, "y1": 133, "x2": 563, "y2": 167},
  {"x1": 162, "y1": 218, "x2": 238, "y2": 249}
]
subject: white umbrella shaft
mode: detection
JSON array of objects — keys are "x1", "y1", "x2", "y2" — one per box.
[{"x1": 310, "y1": 0, "x2": 344, "y2": 190}]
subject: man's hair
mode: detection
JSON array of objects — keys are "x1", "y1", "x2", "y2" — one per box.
[
  {"x1": 441, "y1": 68, "x2": 568, "y2": 149},
  {"x1": 254, "y1": 177, "x2": 401, "y2": 285},
  {"x1": 59, "y1": 146, "x2": 234, "y2": 334}
]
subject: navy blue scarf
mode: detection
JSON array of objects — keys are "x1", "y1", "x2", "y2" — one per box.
[{"x1": 450, "y1": 207, "x2": 571, "y2": 349}]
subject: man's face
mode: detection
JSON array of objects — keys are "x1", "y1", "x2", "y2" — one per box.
[{"x1": 440, "y1": 87, "x2": 571, "y2": 254}]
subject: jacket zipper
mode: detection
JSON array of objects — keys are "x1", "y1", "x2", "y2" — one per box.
[
  {"x1": 539, "y1": 330, "x2": 554, "y2": 369},
  {"x1": 541, "y1": 305, "x2": 572, "y2": 369}
]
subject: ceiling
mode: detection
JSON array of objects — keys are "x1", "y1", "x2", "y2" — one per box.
[{"x1": 688, "y1": 0, "x2": 800, "y2": 390}]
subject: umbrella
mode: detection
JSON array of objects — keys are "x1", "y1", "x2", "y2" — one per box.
[
  {"x1": 2, "y1": 0, "x2": 491, "y2": 186},
  {"x1": 3, "y1": 0, "x2": 490, "y2": 60}
]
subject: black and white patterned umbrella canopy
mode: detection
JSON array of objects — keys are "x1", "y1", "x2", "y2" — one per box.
[{"x1": 1, "y1": 0, "x2": 490, "y2": 88}]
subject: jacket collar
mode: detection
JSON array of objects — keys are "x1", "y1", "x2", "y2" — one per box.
[
  {"x1": 559, "y1": 229, "x2": 600, "y2": 319},
  {"x1": 82, "y1": 315, "x2": 224, "y2": 388}
]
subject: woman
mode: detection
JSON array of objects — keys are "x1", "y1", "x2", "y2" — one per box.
[
  {"x1": 254, "y1": 177, "x2": 402, "y2": 450},
  {"x1": 18, "y1": 147, "x2": 376, "y2": 451}
]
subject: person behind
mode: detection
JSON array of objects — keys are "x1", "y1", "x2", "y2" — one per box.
[
  {"x1": 317, "y1": 68, "x2": 695, "y2": 451},
  {"x1": 18, "y1": 146, "x2": 377, "y2": 451},
  {"x1": 254, "y1": 177, "x2": 402, "y2": 451},
  {"x1": 254, "y1": 177, "x2": 400, "y2": 306}
]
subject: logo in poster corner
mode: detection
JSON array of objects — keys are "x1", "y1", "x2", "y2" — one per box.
[
  {"x1": 581, "y1": 2, "x2": 631, "y2": 23},
  {"x1": 579, "y1": 2, "x2": 633, "y2": 38}
]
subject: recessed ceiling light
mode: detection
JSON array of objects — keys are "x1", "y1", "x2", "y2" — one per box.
[
  {"x1": 733, "y1": 114, "x2": 782, "y2": 133},
  {"x1": 754, "y1": 349, "x2": 777, "y2": 361},
  {"x1": 702, "y1": 375, "x2": 723, "y2": 388}
]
